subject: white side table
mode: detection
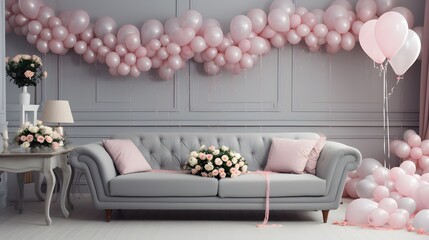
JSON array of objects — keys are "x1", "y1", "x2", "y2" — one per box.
[{"x1": 0, "y1": 148, "x2": 73, "y2": 225}]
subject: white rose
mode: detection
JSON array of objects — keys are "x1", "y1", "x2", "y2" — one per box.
[
  {"x1": 190, "y1": 151, "x2": 198, "y2": 158},
  {"x1": 235, "y1": 153, "x2": 242, "y2": 159},
  {"x1": 188, "y1": 157, "x2": 198, "y2": 166},
  {"x1": 221, "y1": 145, "x2": 229, "y2": 151},
  {"x1": 37, "y1": 120, "x2": 43, "y2": 125},
  {"x1": 21, "y1": 142, "x2": 30, "y2": 148},
  {"x1": 199, "y1": 145, "x2": 206, "y2": 150},
  {"x1": 29, "y1": 126, "x2": 39, "y2": 133},
  {"x1": 22, "y1": 54, "x2": 31, "y2": 60},
  {"x1": 52, "y1": 131, "x2": 61, "y2": 139},
  {"x1": 43, "y1": 127, "x2": 53, "y2": 135},
  {"x1": 231, "y1": 157, "x2": 238, "y2": 164},
  {"x1": 23, "y1": 122, "x2": 31, "y2": 128},
  {"x1": 59, "y1": 141, "x2": 64, "y2": 147},
  {"x1": 204, "y1": 163, "x2": 214, "y2": 171},
  {"x1": 241, "y1": 165, "x2": 248, "y2": 173},
  {"x1": 195, "y1": 165, "x2": 202, "y2": 171},
  {"x1": 12, "y1": 56, "x2": 20, "y2": 62},
  {"x1": 239, "y1": 161, "x2": 245, "y2": 167},
  {"x1": 213, "y1": 149, "x2": 220, "y2": 155}
]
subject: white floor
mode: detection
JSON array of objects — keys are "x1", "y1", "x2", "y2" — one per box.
[{"x1": 0, "y1": 195, "x2": 426, "y2": 240}]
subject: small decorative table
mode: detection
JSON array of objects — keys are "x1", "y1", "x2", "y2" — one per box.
[{"x1": 0, "y1": 148, "x2": 73, "y2": 225}]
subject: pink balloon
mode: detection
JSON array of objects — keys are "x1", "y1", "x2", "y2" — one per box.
[
  {"x1": 373, "y1": 185, "x2": 390, "y2": 202},
  {"x1": 83, "y1": 49, "x2": 96, "y2": 63},
  {"x1": 403, "y1": 129, "x2": 417, "y2": 142},
  {"x1": 150, "y1": 57, "x2": 162, "y2": 69},
  {"x1": 73, "y1": 40, "x2": 87, "y2": 55},
  {"x1": 156, "y1": 47, "x2": 168, "y2": 60},
  {"x1": 345, "y1": 178, "x2": 360, "y2": 198},
  {"x1": 167, "y1": 55, "x2": 183, "y2": 71},
  {"x1": 248, "y1": 37, "x2": 267, "y2": 55},
  {"x1": 352, "y1": 20, "x2": 364, "y2": 36},
  {"x1": 389, "y1": 167, "x2": 405, "y2": 181},
  {"x1": 117, "y1": 63, "x2": 131, "y2": 76},
  {"x1": 398, "y1": 197, "x2": 416, "y2": 215},
  {"x1": 368, "y1": 208, "x2": 389, "y2": 227},
  {"x1": 164, "y1": 17, "x2": 180, "y2": 35},
  {"x1": 373, "y1": 167, "x2": 389, "y2": 185},
  {"x1": 296, "y1": 24, "x2": 310, "y2": 37},
  {"x1": 136, "y1": 57, "x2": 152, "y2": 72},
  {"x1": 326, "y1": 31, "x2": 341, "y2": 46},
  {"x1": 125, "y1": 33, "x2": 141, "y2": 52},
  {"x1": 214, "y1": 53, "x2": 226, "y2": 66},
  {"x1": 331, "y1": 0, "x2": 353, "y2": 11},
  {"x1": 341, "y1": 32, "x2": 355, "y2": 51},
  {"x1": 166, "y1": 43, "x2": 181, "y2": 56},
  {"x1": 68, "y1": 10, "x2": 90, "y2": 34},
  {"x1": 115, "y1": 44, "x2": 128, "y2": 57},
  {"x1": 36, "y1": 6, "x2": 54, "y2": 27},
  {"x1": 239, "y1": 53, "x2": 254, "y2": 70},
  {"x1": 375, "y1": 11, "x2": 408, "y2": 59},
  {"x1": 395, "y1": 142, "x2": 411, "y2": 159},
  {"x1": 400, "y1": 160, "x2": 417, "y2": 175},
  {"x1": 391, "y1": 7, "x2": 414, "y2": 28},
  {"x1": 314, "y1": 24, "x2": 328, "y2": 38},
  {"x1": 179, "y1": 10, "x2": 203, "y2": 32},
  {"x1": 357, "y1": 158, "x2": 382, "y2": 178},
  {"x1": 345, "y1": 198, "x2": 378, "y2": 225},
  {"x1": 230, "y1": 15, "x2": 252, "y2": 43},
  {"x1": 302, "y1": 12, "x2": 317, "y2": 30},
  {"x1": 18, "y1": 0, "x2": 40, "y2": 19},
  {"x1": 158, "y1": 64, "x2": 174, "y2": 80},
  {"x1": 26, "y1": 33, "x2": 38, "y2": 44},
  {"x1": 190, "y1": 36, "x2": 207, "y2": 53},
  {"x1": 323, "y1": 5, "x2": 349, "y2": 30},
  {"x1": 419, "y1": 156, "x2": 429, "y2": 170},
  {"x1": 269, "y1": 0, "x2": 295, "y2": 15},
  {"x1": 48, "y1": 16, "x2": 61, "y2": 29},
  {"x1": 286, "y1": 30, "x2": 301, "y2": 45},
  {"x1": 379, "y1": 198, "x2": 398, "y2": 215},
  {"x1": 388, "y1": 29, "x2": 421, "y2": 76},
  {"x1": 268, "y1": 9, "x2": 290, "y2": 32},
  {"x1": 109, "y1": 67, "x2": 118, "y2": 76},
  {"x1": 106, "y1": 52, "x2": 121, "y2": 68},
  {"x1": 410, "y1": 147, "x2": 423, "y2": 161},
  {"x1": 395, "y1": 174, "x2": 418, "y2": 197},
  {"x1": 97, "y1": 46, "x2": 110, "y2": 58},
  {"x1": 388, "y1": 211, "x2": 409, "y2": 229},
  {"x1": 356, "y1": 0, "x2": 377, "y2": 22},
  {"x1": 271, "y1": 33, "x2": 287, "y2": 48},
  {"x1": 171, "y1": 28, "x2": 195, "y2": 46},
  {"x1": 356, "y1": 178, "x2": 378, "y2": 198},
  {"x1": 117, "y1": 24, "x2": 139, "y2": 44},
  {"x1": 15, "y1": 14, "x2": 29, "y2": 26},
  {"x1": 129, "y1": 65, "x2": 141, "y2": 78},
  {"x1": 259, "y1": 25, "x2": 277, "y2": 39},
  {"x1": 304, "y1": 33, "x2": 318, "y2": 48},
  {"x1": 94, "y1": 16, "x2": 117, "y2": 38},
  {"x1": 36, "y1": 39, "x2": 49, "y2": 53},
  {"x1": 225, "y1": 46, "x2": 242, "y2": 64},
  {"x1": 390, "y1": 140, "x2": 402, "y2": 153},
  {"x1": 334, "y1": 17, "x2": 350, "y2": 34},
  {"x1": 160, "y1": 35, "x2": 170, "y2": 46},
  {"x1": 238, "y1": 39, "x2": 251, "y2": 53},
  {"x1": 63, "y1": 33, "x2": 77, "y2": 49},
  {"x1": 28, "y1": 20, "x2": 42, "y2": 35},
  {"x1": 204, "y1": 26, "x2": 224, "y2": 48},
  {"x1": 359, "y1": 20, "x2": 386, "y2": 64},
  {"x1": 202, "y1": 47, "x2": 218, "y2": 61},
  {"x1": 247, "y1": 8, "x2": 267, "y2": 34},
  {"x1": 80, "y1": 25, "x2": 94, "y2": 43},
  {"x1": 124, "y1": 53, "x2": 137, "y2": 66},
  {"x1": 199, "y1": 18, "x2": 221, "y2": 36},
  {"x1": 290, "y1": 14, "x2": 301, "y2": 29},
  {"x1": 389, "y1": 191, "x2": 402, "y2": 201},
  {"x1": 52, "y1": 25, "x2": 68, "y2": 41},
  {"x1": 140, "y1": 19, "x2": 164, "y2": 46},
  {"x1": 103, "y1": 33, "x2": 117, "y2": 50},
  {"x1": 204, "y1": 61, "x2": 220, "y2": 75},
  {"x1": 48, "y1": 39, "x2": 64, "y2": 54},
  {"x1": 375, "y1": 0, "x2": 397, "y2": 16}
]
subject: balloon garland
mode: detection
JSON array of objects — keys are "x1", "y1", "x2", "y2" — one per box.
[{"x1": 4, "y1": 0, "x2": 422, "y2": 80}]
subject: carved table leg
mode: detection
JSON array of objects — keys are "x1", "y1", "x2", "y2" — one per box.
[
  {"x1": 44, "y1": 168, "x2": 56, "y2": 226},
  {"x1": 60, "y1": 165, "x2": 72, "y2": 217},
  {"x1": 322, "y1": 210, "x2": 330, "y2": 223}
]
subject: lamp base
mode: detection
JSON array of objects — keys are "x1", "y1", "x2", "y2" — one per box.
[{"x1": 54, "y1": 126, "x2": 64, "y2": 136}]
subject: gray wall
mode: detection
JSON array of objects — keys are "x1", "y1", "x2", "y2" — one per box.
[{"x1": 4, "y1": 0, "x2": 425, "y2": 164}]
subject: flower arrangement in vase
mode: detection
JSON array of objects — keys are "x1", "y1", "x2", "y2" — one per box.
[
  {"x1": 14, "y1": 120, "x2": 64, "y2": 152},
  {"x1": 184, "y1": 145, "x2": 248, "y2": 179}
]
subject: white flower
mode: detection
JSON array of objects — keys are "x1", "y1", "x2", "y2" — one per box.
[
  {"x1": 221, "y1": 145, "x2": 229, "y2": 151},
  {"x1": 214, "y1": 158, "x2": 223, "y2": 166},
  {"x1": 42, "y1": 126, "x2": 53, "y2": 135},
  {"x1": 59, "y1": 140, "x2": 64, "y2": 147},
  {"x1": 52, "y1": 131, "x2": 61, "y2": 139},
  {"x1": 188, "y1": 157, "x2": 198, "y2": 166},
  {"x1": 29, "y1": 126, "x2": 39, "y2": 133},
  {"x1": 37, "y1": 120, "x2": 43, "y2": 125},
  {"x1": 204, "y1": 163, "x2": 214, "y2": 171},
  {"x1": 12, "y1": 56, "x2": 20, "y2": 62},
  {"x1": 190, "y1": 151, "x2": 198, "y2": 158},
  {"x1": 21, "y1": 142, "x2": 30, "y2": 148},
  {"x1": 23, "y1": 122, "x2": 31, "y2": 128},
  {"x1": 199, "y1": 145, "x2": 206, "y2": 150},
  {"x1": 231, "y1": 157, "x2": 238, "y2": 164},
  {"x1": 235, "y1": 153, "x2": 242, "y2": 159},
  {"x1": 213, "y1": 149, "x2": 220, "y2": 155},
  {"x1": 241, "y1": 165, "x2": 248, "y2": 173},
  {"x1": 21, "y1": 54, "x2": 31, "y2": 60},
  {"x1": 195, "y1": 165, "x2": 202, "y2": 171},
  {"x1": 239, "y1": 161, "x2": 245, "y2": 167}
]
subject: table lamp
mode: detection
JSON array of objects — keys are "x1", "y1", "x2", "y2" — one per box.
[{"x1": 42, "y1": 100, "x2": 74, "y2": 136}]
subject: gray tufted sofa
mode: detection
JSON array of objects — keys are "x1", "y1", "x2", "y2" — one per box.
[{"x1": 69, "y1": 132, "x2": 361, "y2": 223}]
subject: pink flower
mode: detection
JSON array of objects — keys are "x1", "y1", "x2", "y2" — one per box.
[
  {"x1": 219, "y1": 172, "x2": 226, "y2": 179},
  {"x1": 199, "y1": 152, "x2": 206, "y2": 160},
  {"x1": 229, "y1": 168, "x2": 237, "y2": 174},
  {"x1": 226, "y1": 160, "x2": 233, "y2": 167},
  {"x1": 51, "y1": 142, "x2": 59, "y2": 150},
  {"x1": 208, "y1": 145, "x2": 216, "y2": 151},
  {"x1": 26, "y1": 134, "x2": 34, "y2": 142},
  {"x1": 221, "y1": 155, "x2": 229, "y2": 161},
  {"x1": 195, "y1": 165, "x2": 202, "y2": 171},
  {"x1": 214, "y1": 158, "x2": 223, "y2": 166},
  {"x1": 20, "y1": 135, "x2": 27, "y2": 142},
  {"x1": 219, "y1": 168, "x2": 225, "y2": 173},
  {"x1": 201, "y1": 172, "x2": 208, "y2": 177},
  {"x1": 24, "y1": 70, "x2": 35, "y2": 79},
  {"x1": 206, "y1": 154, "x2": 213, "y2": 161},
  {"x1": 191, "y1": 169, "x2": 199, "y2": 175},
  {"x1": 37, "y1": 135, "x2": 45, "y2": 143},
  {"x1": 212, "y1": 169, "x2": 219, "y2": 176},
  {"x1": 45, "y1": 136, "x2": 53, "y2": 143}
]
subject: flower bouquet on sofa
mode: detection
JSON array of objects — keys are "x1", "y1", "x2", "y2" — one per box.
[
  {"x1": 14, "y1": 120, "x2": 64, "y2": 152},
  {"x1": 184, "y1": 145, "x2": 248, "y2": 179}
]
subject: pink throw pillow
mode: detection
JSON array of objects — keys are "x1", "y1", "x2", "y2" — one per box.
[
  {"x1": 304, "y1": 137, "x2": 326, "y2": 174},
  {"x1": 265, "y1": 138, "x2": 317, "y2": 174},
  {"x1": 103, "y1": 139, "x2": 152, "y2": 175}
]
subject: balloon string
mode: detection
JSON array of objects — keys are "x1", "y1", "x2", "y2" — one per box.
[
  {"x1": 387, "y1": 76, "x2": 403, "y2": 99},
  {"x1": 383, "y1": 63, "x2": 386, "y2": 167}
]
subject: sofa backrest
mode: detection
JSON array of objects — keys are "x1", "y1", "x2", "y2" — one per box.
[{"x1": 111, "y1": 132, "x2": 320, "y2": 171}]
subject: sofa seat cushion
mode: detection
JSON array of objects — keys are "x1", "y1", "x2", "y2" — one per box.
[
  {"x1": 109, "y1": 172, "x2": 218, "y2": 197},
  {"x1": 218, "y1": 173, "x2": 326, "y2": 198}
]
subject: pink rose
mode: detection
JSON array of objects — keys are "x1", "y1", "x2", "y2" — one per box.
[
  {"x1": 219, "y1": 168, "x2": 225, "y2": 173},
  {"x1": 221, "y1": 155, "x2": 229, "y2": 161},
  {"x1": 219, "y1": 172, "x2": 226, "y2": 179},
  {"x1": 51, "y1": 142, "x2": 59, "y2": 150},
  {"x1": 226, "y1": 160, "x2": 233, "y2": 167},
  {"x1": 208, "y1": 145, "x2": 216, "y2": 151},
  {"x1": 212, "y1": 169, "x2": 219, "y2": 176},
  {"x1": 206, "y1": 154, "x2": 213, "y2": 161},
  {"x1": 195, "y1": 165, "x2": 202, "y2": 171},
  {"x1": 199, "y1": 152, "x2": 206, "y2": 160},
  {"x1": 20, "y1": 135, "x2": 27, "y2": 142},
  {"x1": 24, "y1": 70, "x2": 35, "y2": 79},
  {"x1": 45, "y1": 136, "x2": 53, "y2": 143},
  {"x1": 191, "y1": 169, "x2": 198, "y2": 175},
  {"x1": 214, "y1": 158, "x2": 223, "y2": 166},
  {"x1": 229, "y1": 167, "x2": 237, "y2": 174},
  {"x1": 26, "y1": 134, "x2": 34, "y2": 142},
  {"x1": 201, "y1": 172, "x2": 208, "y2": 177},
  {"x1": 37, "y1": 136, "x2": 45, "y2": 143}
]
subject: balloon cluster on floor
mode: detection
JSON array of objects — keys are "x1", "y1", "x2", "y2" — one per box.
[
  {"x1": 5, "y1": 0, "x2": 422, "y2": 80},
  {"x1": 343, "y1": 130, "x2": 429, "y2": 234}
]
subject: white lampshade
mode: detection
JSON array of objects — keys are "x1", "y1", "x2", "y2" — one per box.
[{"x1": 42, "y1": 100, "x2": 74, "y2": 124}]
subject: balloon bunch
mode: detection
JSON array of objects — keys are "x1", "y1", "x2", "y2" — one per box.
[
  {"x1": 5, "y1": 0, "x2": 422, "y2": 80},
  {"x1": 343, "y1": 157, "x2": 429, "y2": 232}
]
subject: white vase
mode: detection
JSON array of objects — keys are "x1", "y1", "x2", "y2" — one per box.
[{"x1": 19, "y1": 86, "x2": 31, "y2": 105}]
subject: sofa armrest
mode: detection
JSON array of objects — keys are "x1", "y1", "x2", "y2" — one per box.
[
  {"x1": 316, "y1": 141, "x2": 362, "y2": 198},
  {"x1": 69, "y1": 143, "x2": 117, "y2": 197}
]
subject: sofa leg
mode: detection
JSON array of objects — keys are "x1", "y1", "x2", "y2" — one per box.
[
  {"x1": 322, "y1": 210, "x2": 329, "y2": 223},
  {"x1": 105, "y1": 209, "x2": 112, "y2": 222}
]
